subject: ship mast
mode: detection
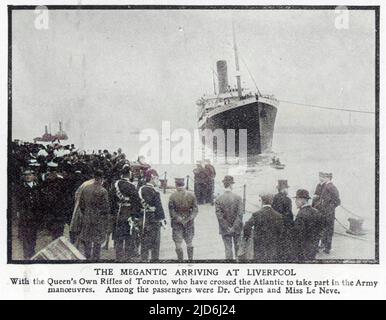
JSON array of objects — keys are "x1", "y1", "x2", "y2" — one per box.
[
  {"x1": 232, "y1": 21, "x2": 242, "y2": 99},
  {"x1": 212, "y1": 69, "x2": 217, "y2": 95}
]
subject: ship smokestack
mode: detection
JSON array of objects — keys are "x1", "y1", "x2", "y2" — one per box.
[
  {"x1": 59, "y1": 121, "x2": 62, "y2": 132},
  {"x1": 216, "y1": 60, "x2": 229, "y2": 94},
  {"x1": 45, "y1": 125, "x2": 48, "y2": 134}
]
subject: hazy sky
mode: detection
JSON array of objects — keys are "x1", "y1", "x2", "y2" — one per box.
[{"x1": 12, "y1": 9, "x2": 376, "y2": 145}]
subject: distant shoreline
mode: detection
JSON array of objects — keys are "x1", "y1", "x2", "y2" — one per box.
[{"x1": 275, "y1": 127, "x2": 373, "y2": 135}]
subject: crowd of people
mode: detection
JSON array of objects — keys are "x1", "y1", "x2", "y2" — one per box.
[
  {"x1": 10, "y1": 140, "x2": 151, "y2": 260},
  {"x1": 10, "y1": 139, "x2": 341, "y2": 262}
]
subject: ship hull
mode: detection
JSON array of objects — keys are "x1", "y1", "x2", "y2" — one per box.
[{"x1": 198, "y1": 98, "x2": 277, "y2": 159}]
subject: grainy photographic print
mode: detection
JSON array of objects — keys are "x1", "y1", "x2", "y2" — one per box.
[{"x1": 7, "y1": 4, "x2": 378, "y2": 266}]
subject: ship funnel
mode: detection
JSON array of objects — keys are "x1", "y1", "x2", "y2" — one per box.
[
  {"x1": 59, "y1": 121, "x2": 62, "y2": 132},
  {"x1": 216, "y1": 60, "x2": 229, "y2": 94},
  {"x1": 45, "y1": 125, "x2": 48, "y2": 134}
]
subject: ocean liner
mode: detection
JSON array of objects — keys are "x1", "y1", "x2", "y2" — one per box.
[{"x1": 197, "y1": 25, "x2": 278, "y2": 159}]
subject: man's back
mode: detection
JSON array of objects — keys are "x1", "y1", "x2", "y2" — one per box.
[
  {"x1": 215, "y1": 191, "x2": 243, "y2": 234},
  {"x1": 80, "y1": 182, "x2": 109, "y2": 214},
  {"x1": 169, "y1": 189, "x2": 196, "y2": 214},
  {"x1": 244, "y1": 206, "x2": 283, "y2": 261},
  {"x1": 294, "y1": 205, "x2": 323, "y2": 260}
]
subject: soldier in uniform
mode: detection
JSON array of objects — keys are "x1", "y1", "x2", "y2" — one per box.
[
  {"x1": 138, "y1": 169, "x2": 166, "y2": 262},
  {"x1": 169, "y1": 178, "x2": 198, "y2": 261},
  {"x1": 78, "y1": 169, "x2": 110, "y2": 260},
  {"x1": 272, "y1": 180, "x2": 295, "y2": 261},
  {"x1": 215, "y1": 175, "x2": 243, "y2": 260},
  {"x1": 40, "y1": 161, "x2": 67, "y2": 240},
  {"x1": 243, "y1": 193, "x2": 284, "y2": 262},
  {"x1": 16, "y1": 169, "x2": 42, "y2": 259},
  {"x1": 294, "y1": 189, "x2": 324, "y2": 261},
  {"x1": 312, "y1": 172, "x2": 341, "y2": 254},
  {"x1": 111, "y1": 165, "x2": 143, "y2": 261}
]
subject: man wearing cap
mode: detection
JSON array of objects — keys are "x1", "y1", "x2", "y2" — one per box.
[
  {"x1": 193, "y1": 161, "x2": 207, "y2": 205},
  {"x1": 16, "y1": 170, "x2": 42, "y2": 259},
  {"x1": 312, "y1": 172, "x2": 341, "y2": 254},
  {"x1": 40, "y1": 161, "x2": 67, "y2": 240},
  {"x1": 138, "y1": 169, "x2": 166, "y2": 262},
  {"x1": 78, "y1": 170, "x2": 110, "y2": 260},
  {"x1": 215, "y1": 175, "x2": 243, "y2": 260},
  {"x1": 272, "y1": 180, "x2": 295, "y2": 261},
  {"x1": 243, "y1": 193, "x2": 284, "y2": 262},
  {"x1": 294, "y1": 189, "x2": 324, "y2": 261},
  {"x1": 111, "y1": 166, "x2": 143, "y2": 261},
  {"x1": 204, "y1": 159, "x2": 216, "y2": 205},
  {"x1": 169, "y1": 178, "x2": 198, "y2": 261}
]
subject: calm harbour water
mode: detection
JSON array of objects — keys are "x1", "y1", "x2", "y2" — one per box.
[{"x1": 79, "y1": 131, "x2": 375, "y2": 229}]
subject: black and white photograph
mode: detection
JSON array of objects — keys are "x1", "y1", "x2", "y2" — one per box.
[{"x1": 8, "y1": 5, "x2": 378, "y2": 264}]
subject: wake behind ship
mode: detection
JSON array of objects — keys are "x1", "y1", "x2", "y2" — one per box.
[{"x1": 196, "y1": 26, "x2": 278, "y2": 160}]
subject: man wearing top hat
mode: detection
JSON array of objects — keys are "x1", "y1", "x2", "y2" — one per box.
[
  {"x1": 243, "y1": 193, "x2": 284, "y2": 262},
  {"x1": 138, "y1": 169, "x2": 166, "y2": 262},
  {"x1": 312, "y1": 172, "x2": 341, "y2": 254},
  {"x1": 272, "y1": 180, "x2": 295, "y2": 261},
  {"x1": 16, "y1": 169, "x2": 42, "y2": 259},
  {"x1": 169, "y1": 177, "x2": 198, "y2": 261},
  {"x1": 215, "y1": 175, "x2": 243, "y2": 260},
  {"x1": 294, "y1": 189, "x2": 324, "y2": 261}
]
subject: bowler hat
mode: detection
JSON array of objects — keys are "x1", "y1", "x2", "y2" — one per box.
[
  {"x1": 277, "y1": 180, "x2": 289, "y2": 190},
  {"x1": 175, "y1": 178, "x2": 185, "y2": 187},
  {"x1": 293, "y1": 189, "x2": 311, "y2": 200},
  {"x1": 319, "y1": 172, "x2": 333, "y2": 179},
  {"x1": 222, "y1": 175, "x2": 235, "y2": 185}
]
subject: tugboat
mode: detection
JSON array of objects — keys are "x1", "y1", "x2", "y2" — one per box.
[{"x1": 34, "y1": 121, "x2": 68, "y2": 142}]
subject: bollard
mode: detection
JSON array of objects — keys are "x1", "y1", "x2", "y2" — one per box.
[{"x1": 163, "y1": 171, "x2": 167, "y2": 194}]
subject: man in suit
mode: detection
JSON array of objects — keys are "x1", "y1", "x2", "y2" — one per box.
[
  {"x1": 215, "y1": 175, "x2": 243, "y2": 260},
  {"x1": 312, "y1": 172, "x2": 341, "y2": 254},
  {"x1": 243, "y1": 193, "x2": 284, "y2": 262},
  {"x1": 294, "y1": 189, "x2": 324, "y2": 261},
  {"x1": 272, "y1": 179, "x2": 295, "y2": 261},
  {"x1": 169, "y1": 178, "x2": 198, "y2": 261},
  {"x1": 78, "y1": 169, "x2": 110, "y2": 260}
]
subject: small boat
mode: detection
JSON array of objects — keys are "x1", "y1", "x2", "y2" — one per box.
[{"x1": 270, "y1": 163, "x2": 286, "y2": 170}]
